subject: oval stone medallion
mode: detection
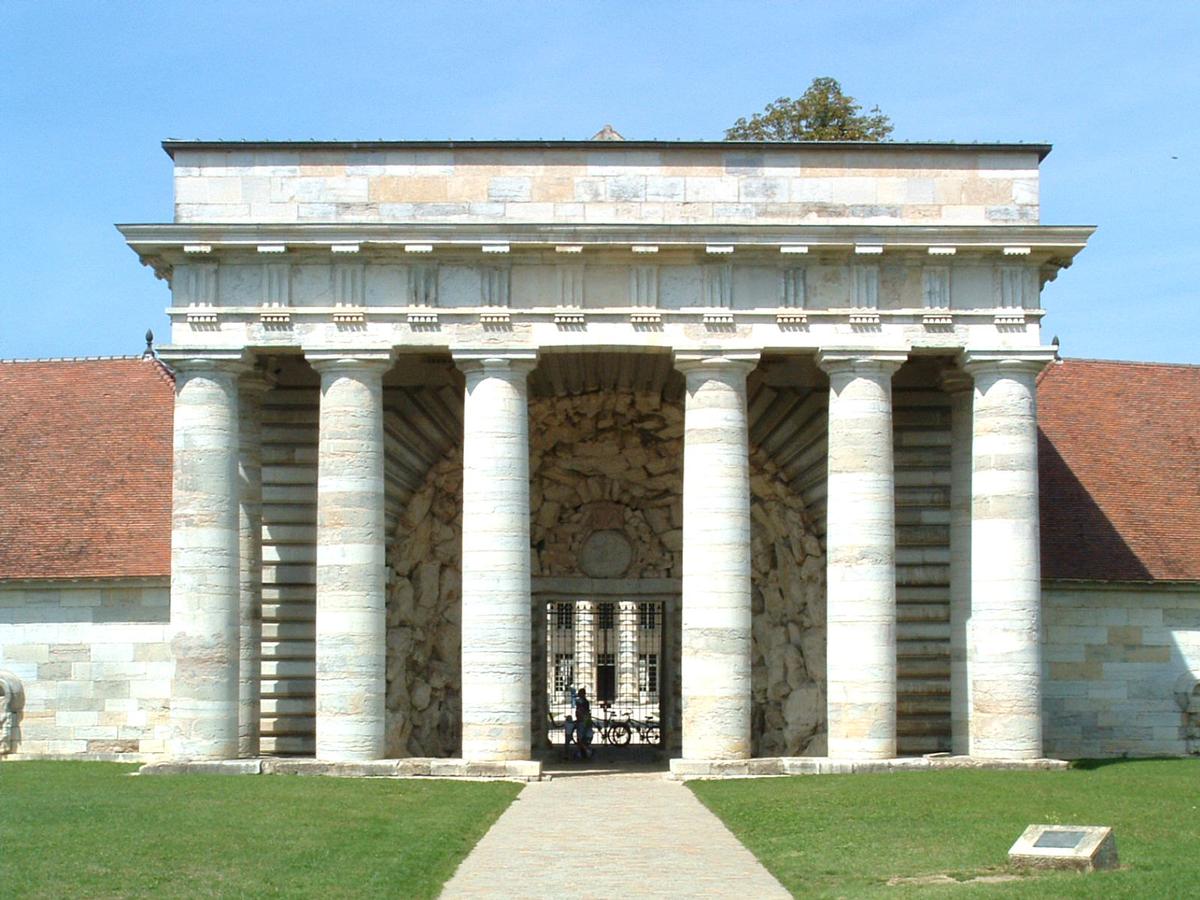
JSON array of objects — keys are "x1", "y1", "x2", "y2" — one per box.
[{"x1": 578, "y1": 529, "x2": 633, "y2": 578}]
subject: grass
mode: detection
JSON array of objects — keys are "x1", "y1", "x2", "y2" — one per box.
[
  {"x1": 690, "y1": 759, "x2": 1200, "y2": 898},
  {"x1": 0, "y1": 762, "x2": 520, "y2": 899}
]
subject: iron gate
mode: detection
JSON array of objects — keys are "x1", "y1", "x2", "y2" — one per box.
[{"x1": 545, "y1": 598, "x2": 663, "y2": 746}]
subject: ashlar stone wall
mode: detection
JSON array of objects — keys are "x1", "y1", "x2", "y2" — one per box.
[
  {"x1": 385, "y1": 386, "x2": 826, "y2": 758},
  {"x1": 172, "y1": 145, "x2": 1041, "y2": 227},
  {"x1": 1043, "y1": 582, "x2": 1200, "y2": 758},
  {"x1": 0, "y1": 579, "x2": 171, "y2": 757}
]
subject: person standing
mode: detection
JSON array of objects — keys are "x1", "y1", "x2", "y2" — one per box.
[{"x1": 574, "y1": 687, "x2": 593, "y2": 759}]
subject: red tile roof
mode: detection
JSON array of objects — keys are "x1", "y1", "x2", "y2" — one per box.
[
  {"x1": 0, "y1": 357, "x2": 174, "y2": 580},
  {"x1": 1039, "y1": 358, "x2": 1200, "y2": 582}
]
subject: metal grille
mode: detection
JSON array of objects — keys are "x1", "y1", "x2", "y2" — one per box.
[{"x1": 545, "y1": 599, "x2": 663, "y2": 746}]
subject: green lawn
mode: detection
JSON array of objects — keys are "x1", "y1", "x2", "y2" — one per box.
[
  {"x1": 0, "y1": 762, "x2": 520, "y2": 899},
  {"x1": 690, "y1": 759, "x2": 1200, "y2": 898}
]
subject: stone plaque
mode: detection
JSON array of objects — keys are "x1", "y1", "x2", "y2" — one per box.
[
  {"x1": 578, "y1": 530, "x2": 633, "y2": 578},
  {"x1": 1009, "y1": 825, "x2": 1118, "y2": 872},
  {"x1": 1033, "y1": 830, "x2": 1087, "y2": 849}
]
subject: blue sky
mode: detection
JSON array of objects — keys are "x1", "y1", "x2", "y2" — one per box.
[{"x1": 2, "y1": 1, "x2": 1197, "y2": 362}]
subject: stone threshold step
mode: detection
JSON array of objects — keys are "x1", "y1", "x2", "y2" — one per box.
[
  {"x1": 138, "y1": 757, "x2": 543, "y2": 782},
  {"x1": 668, "y1": 754, "x2": 1069, "y2": 780}
]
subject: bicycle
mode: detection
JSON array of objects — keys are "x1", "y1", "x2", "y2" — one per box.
[
  {"x1": 595, "y1": 702, "x2": 633, "y2": 745},
  {"x1": 633, "y1": 714, "x2": 661, "y2": 746}
]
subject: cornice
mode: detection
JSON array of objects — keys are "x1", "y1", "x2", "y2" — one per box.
[
  {"x1": 119, "y1": 223, "x2": 1094, "y2": 282},
  {"x1": 118, "y1": 222, "x2": 1095, "y2": 254},
  {"x1": 161, "y1": 139, "x2": 1054, "y2": 160}
]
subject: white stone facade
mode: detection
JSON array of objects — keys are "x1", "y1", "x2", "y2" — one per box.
[
  {"x1": 1042, "y1": 583, "x2": 1200, "y2": 758},
  {"x1": 167, "y1": 143, "x2": 1041, "y2": 226},
  {"x1": 0, "y1": 579, "x2": 171, "y2": 757},
  {"x1": 107, "y1": 139, "x2": 1102, "y2": 766}
]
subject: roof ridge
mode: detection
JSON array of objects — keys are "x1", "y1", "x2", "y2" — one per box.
[
  {"x1": 0, "y1": 354, "x2": 145, "y2": 364},
  {"x1": 1061, "y1": 356, "x2": 1200, "y2": 369}
]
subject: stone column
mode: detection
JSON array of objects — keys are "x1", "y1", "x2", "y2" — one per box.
[
  {"x1": 237, "y1": 373, "x2": 271, "y2": 758},
  {"x1": 456, "y1": 353, "x2": 536, "y2": 761},
  {"x1": 164, "y1": 353, "x2": 247, "y2": 760},
  {"x1": 963, "y1": 351, "x2": 1052, "y2": 759},
  {"x1": 575, "y1": 601, "x2": 595, "y2": 698},
  {"x1": 818, "y1": 350, "x2": 906, "y2": 760},
  {"x1": 618, "y1": 601, "x2": 639, "y2": 703},
  {"x1": 944, "y1": 370, "x2": 973, "y2": 756},
  {"x1": 676, "y1": 352, "x2": 758, "y2": 760},
  {"x1": 308, "y1": 351, "x2": 393, "y2": 762}
]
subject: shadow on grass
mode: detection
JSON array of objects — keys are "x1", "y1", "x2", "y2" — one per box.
[{"x1": 1069, "y1": 757, "x2": 1183, "y2": 771}]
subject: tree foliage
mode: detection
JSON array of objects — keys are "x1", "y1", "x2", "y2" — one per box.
[{"x1": 726, "y1": 77, "x2": 893, "y2": 142}]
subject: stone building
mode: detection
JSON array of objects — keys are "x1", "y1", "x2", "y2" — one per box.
[{"x1": 1, "y1": 138, "x2": 1197, "y2": 773}]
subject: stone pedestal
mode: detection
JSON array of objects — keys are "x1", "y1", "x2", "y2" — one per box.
[
  {"x1": 818, "y1": 350, "x2": 906, "y2": 760},
  {"x1": 165, "y1": 354, "x2": 247, "y2": 760},
  {"x1": 944, "y1": 371, "x2": 973, "y2": 756},
  {"x1": 237, "y1": 374, "x2": 270, "y2": 758},
  {"x1": 676, "y1": 353, "x2": 758, "y2": 760},
  {"x1": 963, "y1": 352, "x2": 1051, "y2": 759},
  {"x1": 309, "y1": 352, "x2": 392, "y2": 762},
  {"x1": 457, "y1": 353, "x2": 536, "y2": 761}
]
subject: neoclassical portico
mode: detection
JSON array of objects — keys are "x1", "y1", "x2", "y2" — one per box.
[{"x1": 129, "y1": 138, "x2": 1090, "y2": 770}]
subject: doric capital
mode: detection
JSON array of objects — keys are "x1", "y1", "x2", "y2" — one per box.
[
  {"x1": 158, "y1": 348, "x2": 252, "y2": 381},
  {"x1": 451, "y1": 349, "x2": 538, "y2": 378},
  {"x1": 672, "y1": 350, "x2": 760, "y2": 379},
  {"x1": 304, "y1": 347, "x2": 395, "y2": 376},
  {"x1": 960, "y1": 348, "x2": 1056, "y2": 379},
  {"x1": 816, "y1": 348, "x2": 908, "y2": 378}
]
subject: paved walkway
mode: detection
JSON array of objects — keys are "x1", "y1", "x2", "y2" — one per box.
[{"x1": 440, "y1": 764, "x2": 790, "y2": 899}]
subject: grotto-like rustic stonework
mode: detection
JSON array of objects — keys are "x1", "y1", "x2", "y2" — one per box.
[
  {"x1": 386, "y1": 457, "x2": 463, "y2": 758},
  {"x1": 385, "y1": 388, "x2": 826, "y2": 758},
  {"x1": 748, "y1": 451, "x2": 827, "y2": 756}
]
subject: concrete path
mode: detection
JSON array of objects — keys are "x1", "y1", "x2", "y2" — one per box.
[{"x1": 440, "y1": 766, "x2": 790, "y2": 899}]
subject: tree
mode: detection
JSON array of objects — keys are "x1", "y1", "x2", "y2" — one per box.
[{"x1": 726, "y1": 77, "x2": 893, "y2": 142}]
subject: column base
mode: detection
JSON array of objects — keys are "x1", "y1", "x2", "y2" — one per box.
[
  {"x1": 138, "y1": 757, "x2": 544, "y2": 781},
  {"x1": 667, "y1": 754, "x2": 1069, "y2": 780}
]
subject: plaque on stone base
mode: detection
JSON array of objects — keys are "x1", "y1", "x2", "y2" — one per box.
[{"x1": 1008, "y1": 824, "x2": 1118, "y2": 872}]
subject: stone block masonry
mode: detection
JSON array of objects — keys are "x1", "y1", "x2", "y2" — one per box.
[
  {"x1": 0, "y1": 580, "x2": 171, "y2": 757},
  {"x1": 1043, "y1": 583, "x2": 1200, "y2": 758},
  {"x1": 170, "y1": 144, "x2": 1041, "y2": 227}
]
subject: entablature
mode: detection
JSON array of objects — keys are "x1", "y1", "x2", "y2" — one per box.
[{"x1": 125, "y1": 223, "x2": 1088, "y2": 354}]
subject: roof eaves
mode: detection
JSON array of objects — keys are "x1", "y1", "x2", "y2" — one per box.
[{"x1": 161, "y1": 139, "x2": 1054, "y2": 161}]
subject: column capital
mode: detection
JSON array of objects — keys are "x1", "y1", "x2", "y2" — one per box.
[
  {"x1": 304, "y1": 348, "x2": 395, "y2": 375},
  {"x1": 960, "y1": 348, "x2": 1056, "y2": 378},
  {"x1": 158, "y1": 348, "x2": 252, "y2": 377},
  {"x1": 816, "y1": 347, "x2": 908, "y2": 377},
  {"x1": 451, "y1": 349, "x2": 538, "y2": 377},
  {"x1": 673, "y1": 350, "x2": 760, "y2": 377}
]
